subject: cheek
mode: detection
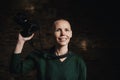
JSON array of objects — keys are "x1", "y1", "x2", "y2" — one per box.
[
  {"x1": 54, "y1": 32, "x2": 60, "y2": 38},
  {"x1": 68, "y1": 33, "x2": 72, "y2": 38}
]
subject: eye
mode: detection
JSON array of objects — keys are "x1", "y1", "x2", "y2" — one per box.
[
  {"x1": 65, "y1": 28, "x2": 70, "y2": 32},
  {"x1": 55, "y1": 28, "x2": 61, "y2": 32}
]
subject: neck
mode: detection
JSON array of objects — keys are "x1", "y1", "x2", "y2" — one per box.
[{"x1": 55, "y1": 45, "x2": 68, "y2": 56}]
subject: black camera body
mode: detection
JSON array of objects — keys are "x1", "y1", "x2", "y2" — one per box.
[{"x1": 14, "y1": 12, "x2": 39, "y2": 37}]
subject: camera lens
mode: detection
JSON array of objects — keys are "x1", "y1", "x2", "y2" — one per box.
[{"x1": 14, "y1": 12, "x2": 39, "y2": 37}]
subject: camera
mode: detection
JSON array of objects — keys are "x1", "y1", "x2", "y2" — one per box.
[{"x1": 14, "y1": 12, "x2": 39, "y2": 37}]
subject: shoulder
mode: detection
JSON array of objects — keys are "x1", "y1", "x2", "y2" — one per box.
[
  {"x1": 27, "y1": 49, "x2": 52, "y2": 59},
  {"x1": 70, "y1": 51, "x2": 84, "y2": 60},
  {"x1": 27, "y1": 50, "x2": 45, "y2": 59},
  {"x1": 70, "y1": 51, "x2": 86, "y2": 65}
]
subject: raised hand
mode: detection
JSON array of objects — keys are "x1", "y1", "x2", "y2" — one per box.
[{"x1": 14, "y1": 33, "x2": 34, "y2": 54}]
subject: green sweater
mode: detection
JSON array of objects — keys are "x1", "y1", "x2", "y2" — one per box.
[{"x1": 10, "y1": 49, "x2": 86, "y2": 80}]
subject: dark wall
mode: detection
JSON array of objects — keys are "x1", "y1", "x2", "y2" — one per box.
[{"x1": 0, "y1": 0, "x2": 119, "y2": 80}]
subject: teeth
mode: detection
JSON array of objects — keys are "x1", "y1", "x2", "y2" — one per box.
[
  {"x1": 60, "y1": 38, "x2": 66, "y2": 41},
  {"x1": 61, "y1": 38, "x2": 66, "y2": 41}
]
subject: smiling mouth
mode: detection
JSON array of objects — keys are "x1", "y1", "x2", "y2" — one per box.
[{"x1": 59, "y1": 38, "x2": 67, "y2": 42}]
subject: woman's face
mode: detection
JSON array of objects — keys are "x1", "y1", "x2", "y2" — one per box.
[{"x1": 53, "y1": 20, "x2": 72, "y2": 46}]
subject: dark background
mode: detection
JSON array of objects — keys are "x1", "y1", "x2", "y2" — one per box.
[{"x1": 0, "y1": 0, "x2": 119, "y2": 80}]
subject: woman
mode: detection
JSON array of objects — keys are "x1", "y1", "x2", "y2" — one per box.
[{"x1": 10, "y1": 19, "x2": 87, "y2": 80}]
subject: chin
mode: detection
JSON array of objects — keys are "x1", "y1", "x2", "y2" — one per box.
[{"x1": 58, "y1": 42, "x2": 69, "y2": 46}]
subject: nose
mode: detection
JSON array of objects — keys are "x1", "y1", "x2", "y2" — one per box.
[{"x1": 61, "y1": 30, "x2": 66, "y2": 36}]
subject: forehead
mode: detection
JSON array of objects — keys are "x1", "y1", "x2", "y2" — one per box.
[{"x1": 53, "y1": 20, "x2": 71, "y2": 29}]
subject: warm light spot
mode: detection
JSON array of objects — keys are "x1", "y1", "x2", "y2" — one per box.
[
  {"x1": 24, "y1": 4, "x2": 35, "y2": 14},
  {"x1": 80, "y1": 40, "x2": 87, "y2": 51}
]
